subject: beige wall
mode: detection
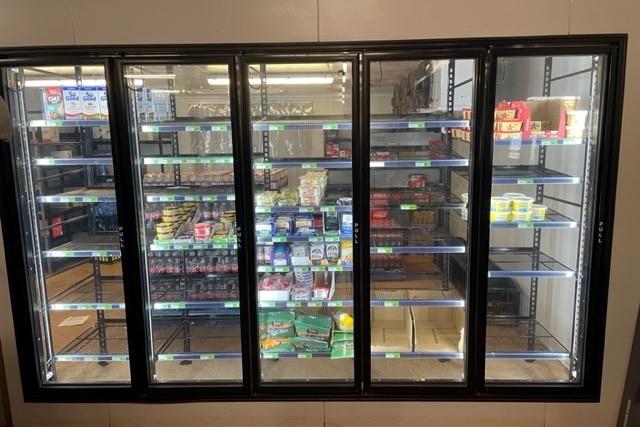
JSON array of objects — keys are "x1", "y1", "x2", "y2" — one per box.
[{"x1": 0, "y1": 0, "x2": 638, "y2": 426}]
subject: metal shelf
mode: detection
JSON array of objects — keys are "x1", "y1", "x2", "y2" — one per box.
[
  {"x1": 43, "y1": 234, "x2": 121, "y2": 258},
  {"x1": 254, "y1": 159, "x2": 351, "y2": 169},
  {"x1": 56, "y1": 321, "x2": 129, "y2": 362},
  {"x1": 371, "y1": 351, "x2": 464, "y2": 359},
  {"x1": 490, "y1": 209, "x2": 579, "y2": 229},
  {"x1": 493, "y1": 137, "x2": 585, "y2": 146},
  {"x1": 143, "y1": 156, "x2": 233, "y2": 165},
  {"x1": 255, "y1": 205, "x2": 351, "y2": 214},
  {"x1": 30, "y1": 120, "x2": 109, "y2": 128},
  {"x1": 488, "y1": 249, "x2": 575, "y2": 278},
  {"x1": 33, "y1": 157, "x2": 112, "y2": 166},
  {"x1": 152, "y1": 301, "x2": 240, "y2": 310},
  {"x1": 257, "y1": 265, "x2": 352, "y2": 273},
  {"x1": 153, "y1": 319, "x2": 242, "y2": 361},
  {"x1": 256, "y1": 235, "x2": 347, "y2": 244},
  {"x1": 146, "y1": 188, "x2": 236, "y2": 202},
  {"x1": 140, "y1": 122, "x2": 231, "y2": 133},
  {"x1": 370, "y1": 119, "x2": 469, "y2": 130},
  {"x1": 370, "y1": 287, "x2": 464, "y2": 308},
  {"x1": 48, "y1": 275, "x2": 124, "y2": 310},
  {"x1": 370, "y1": 158, "x2": 469, "y2": 168},
  {"x1": 37, "y1": 188, "x2": 116, "y2": 203},
  {"x1": 485, "y1": 320, "x2": 570, "y2": 360},
  {"x1": 491, "y1": 166, "x2": 582, "y2": 185},
  {"x1": 150, "y1": 242, "x2": 238, "y2": 251}
]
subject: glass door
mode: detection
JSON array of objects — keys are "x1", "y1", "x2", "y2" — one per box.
[
  {"x1": 1, "y1": 64, "x2": 129, "y2": 383},
  {"x1": 366, "y1": 57, "x2": 476, "y2": 383},
  {"x1": 485, "y1": 53, "x2": 606, "y2": 383},
  {"x1": 123, "y1": 62, "x2": 244, "y2": 383},
  {"x1": 244, "y1": 59, "x2": 356, "y2": 384}
]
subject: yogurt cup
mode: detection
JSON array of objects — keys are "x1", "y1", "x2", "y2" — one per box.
[
  {"x1": 490, "y1": 211, "x2": 510, "y2": 222},
  {"x1": 490, "y1": 196, "x2": 511, "y2": 212},
  {"x1": 511, "y1": 210, "x2": 532, "y2": 222},
  {"x1": 531, "y1": 204, "x2": 548, "y2": 221},
  {"x1": 193, "y1": 222, "x2": 212, "y2": 239},
  {"x1": 511, "y1": 196, "x2": 534, "y2": 212}
]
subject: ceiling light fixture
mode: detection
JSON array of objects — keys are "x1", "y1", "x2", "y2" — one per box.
[
  {"x1": 207, "y1": 76, "x2": 334, "y2": 86},
  {"x1": 123, "y1": 73, "x2": 176, "y2": 80},
  {"x1": 23, "y1": 79, "x2": 106, "y2": 87}
]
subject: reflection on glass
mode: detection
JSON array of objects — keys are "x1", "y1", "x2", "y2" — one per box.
[
  {"x1": 125, "y1": 63, "x2": 243, "y2": 383},
  {"x1": 486, "y1": 55, "x2": 604, "y2": 383},
  {"x1": 247, "y1": 61, "x2": 355, "y2": 383},
  {"x1": 368, "y1": 58, "x2": 474, "y2": 383},
  {"x1": 1, "y1": 65, "x2": 129, "y2": 383}
]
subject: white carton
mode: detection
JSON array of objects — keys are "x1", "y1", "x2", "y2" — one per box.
[
  {"x1": 97, "y1": 87, "x2": 109, "y2": 119},
  {"x1": 62, "y1": 87, "x2": 83, "y2": 120},
  {"x1": 80, "y1": 87, "x2": 101, "y2": 119}
]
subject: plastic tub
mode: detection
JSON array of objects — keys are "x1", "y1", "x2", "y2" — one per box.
[
  {"x1": 490, "y1": 211, "x2": 510, "y2": 222},
  {"x1": 511, "y1": 210, "x2": 532, "y2": 222},
  {"x1": 531, "y1": 204, "x2": 548, "y2": 221},
  {"x1": 490, "y1": 196, "x2": 511, "y2": 212},
  {"x1": 511, "y1": 196, "x2": 534, "y2": 212}
]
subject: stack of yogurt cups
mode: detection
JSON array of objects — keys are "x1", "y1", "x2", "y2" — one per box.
[{"x1": 490, "y1": 193, "x2": 547, "y2": 222}]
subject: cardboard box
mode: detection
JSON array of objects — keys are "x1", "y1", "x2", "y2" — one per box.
[
  {"x1": 412, "y1": 306, "x2": 465, "y2": 353},
  {"x1": 516, "y1": 99, "x2": 568, "y2": 138},
  {"x1": 371, "y1": 306, "x2": 413, "y2": 352}
]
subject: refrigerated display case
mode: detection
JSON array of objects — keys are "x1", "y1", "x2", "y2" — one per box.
[
  {"x1": 243, "y1": 59, "x2": 357, "y2": 384},
  {"x1": 0, "y1": 64, "x2": 129, "y2": 384},
  {"x1": 0, "y1": 35, "x2": 626, "y2": 401},
  {"x1": 482, "y1": 53, "x2": 611, "y2": 383},
  {"x1": 122, "y1": 62, "x2": 246, "y2": 383},
  {"x1": 365, "y1": 57, "x2": 474, "y2": 382}
]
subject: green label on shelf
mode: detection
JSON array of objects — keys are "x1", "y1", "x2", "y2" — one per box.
[
  {"x1": 257, "y1": 266, "x2": 271, "y2": 272},
  {"x1": 328, "y1": 266, "x2": 344, "y2": 272},
  {"x1": 185, "y1": 158, "x2": 198, "y2": 164},
  {"x1": 385, "y1": 353, "x2": 401, "y2": 358},
  {"x1": 268, "y1": 125, "x2": 285, "y2": 131},
  {"x1": 218, "y1": 157, "x2": 233, "y2": 164},
  {"x1": 309, "y1": 236, "x2": 324, "y2": 243},
  {"x1": 286, "y1": 301, "x2": 302, "y2": 308},
  {"x1": 158, "y1": 196, "x2": 173, "y2": 202},
  {"x1": 302, "y1": 163, "x2": 317, "y2": 169},
  {"x1": 323, "y1": 123, "x2": 339, "y2": 130},
  {"x1": 328, "y1": 301, "x2": 343, "y2": 307},
  {"x1": 414, "y1": 161, "x2": 431, "y2": 167},
  {"x1": 325, "y1": 236, "x2": 340, "y2": 243},
  {"x1": 293, "y1": 267, "x2": 310, "y2": 272},
  {"x1": 271, "y1": 236, "x2": 287, "y2": 242},
  {"x1": 400, "y1": 204, "x2": 417, "y2": 210},
  {"x1": 408, "y1": 122, "x2": 426, "y2": 129},
  {"x1": 87, "y1": 196, "x2": 99, "y2": 203},
  {"x1": 112, "y1": 355, "x2": 128, "y2": 361},
  {"x1": 384, "y1": 301, "x2": 400, "y2": 307},
  {"x1": 311, "y1": 266, "x2": 325, "y2": 272},
  {"x1": 298, "y1": 207, "x2": 313, "y2": 213},
  {"x1": 263, "y1": 353, "x2": 279, "y2": 359},
  {"x1": 224, "y1": 301, "x2": 240, "y2": 308},
  {"x1": 370, "y1": 161, "x2": 385, "y2": 168},
  {"x1": 377, "y1": 248, "x2": 393, "y2": 254},
  {"x1": 274, "y1": 266, "x2": 289, "y2": 272},
  {"x1": 183, "y1": 195, "x2": 198, "y2": 202},
  {"x1": 200, "y1": 354, "x2": 216, "y2": 360},
  {"x1": 211, "y1": 125, "x2": 228, "y2": 132},
  {"x1": 163, "y1": 355, "x2": 174, "y2": 361},
  {"x1": 173, "y1": 244, "x2": 189, "y2": 250},
  {"x1": 185, "y1": 125, "x2": 202, "y2": 132},
  {"x1": 260, "y1": 302, "x2": 276, "y2": 308},
  {"x1": 141, "y1": 125, "x2": 159, "y2": 132},
  {"x1": 255, "y1": 207, "x2": 272, "y2": 213},
  {"x1": 306, "y1": 301, "x2": 322, "y2": 307},
  {"x1": 39, "y1": 159, "x2": 55, "y2": 165},
  {"x1": 255, "y1": 163, "x2": 272, "y2": 170},
  {"x1": 517, "y1": 222, "x2": 534, "y2": 229},
  {"x1": 541, "y1": 139, "x2": 558, "y2": 146},
  {"x1": 91, "y1": 251, "x2": 108, "y2": 257},
  {"x1": 297, "y1": 353, "x2": 312, "y2": 359},
  {"x1": 321, "y1": 206, "x2": 336, "y2": 212},
  {"x1": 517, "y1": 178, "x2": 534, "y2": 185},
  {"x1": 487, "y1": 272, "x2": 493, "y2": 278},
  {"x1": 168, "y1": 303, "x2": 186, "y2": 309}
]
